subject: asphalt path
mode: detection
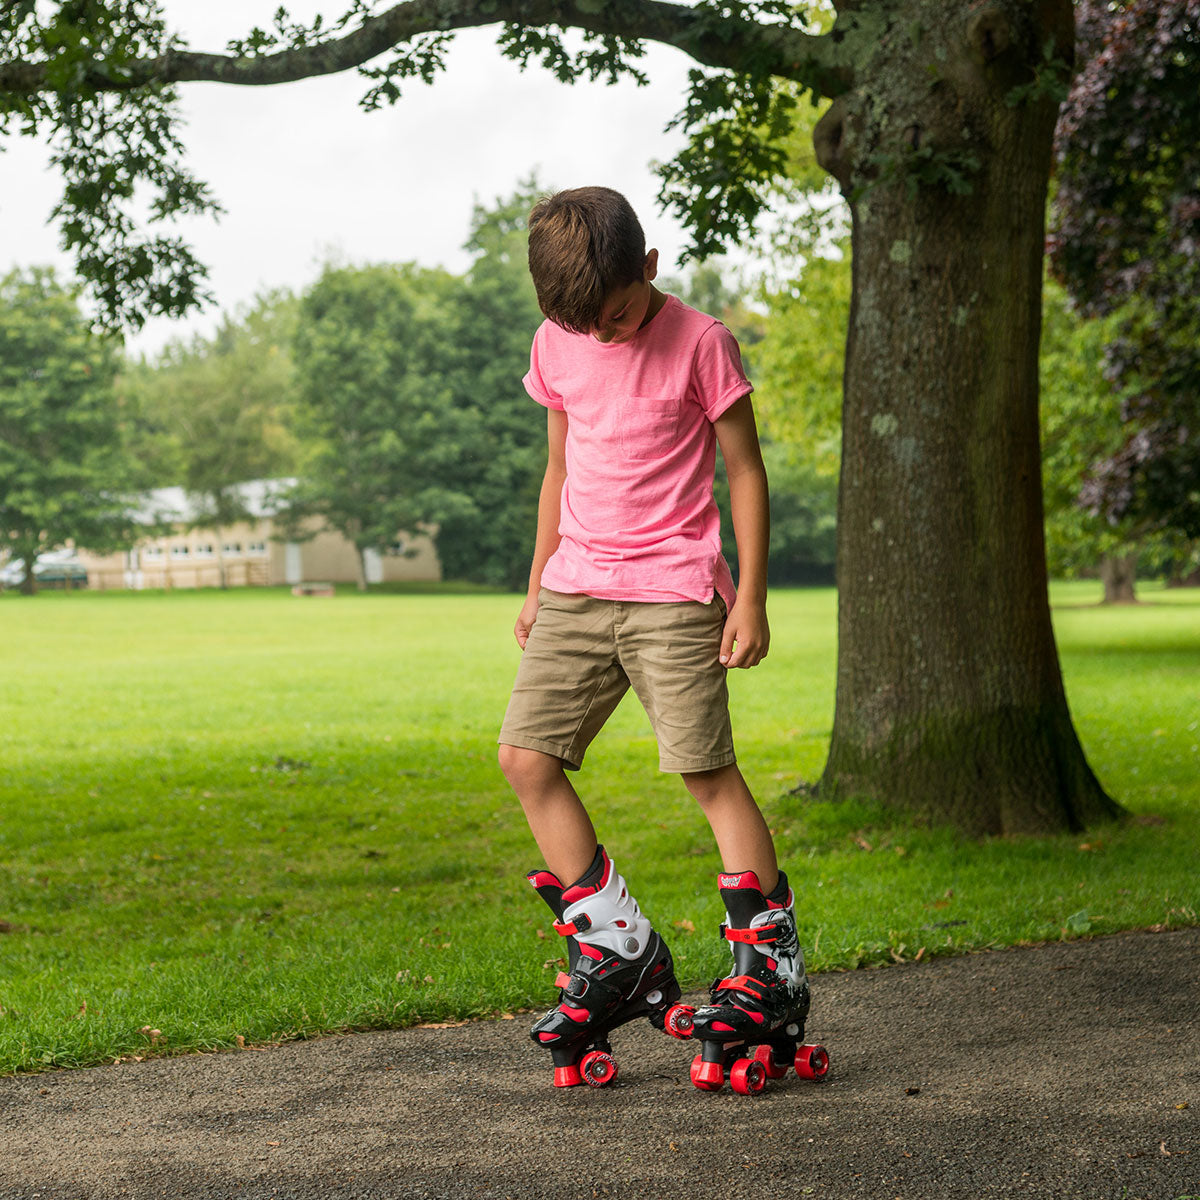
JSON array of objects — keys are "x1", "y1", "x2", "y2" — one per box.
[{"x1": 1, "y1": 928, "x2": 1196, "y2": 1200}]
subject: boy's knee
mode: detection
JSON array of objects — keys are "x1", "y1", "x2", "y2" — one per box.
[
  {"x1": 499, "y1": 743, "x2": 565, "y2": 791},
  {"x1": 682, "y1": 764, "x2": 739, "y2": 806}
]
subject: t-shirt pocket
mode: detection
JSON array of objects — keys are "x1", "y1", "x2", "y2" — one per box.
[{"x1": 619, "y1": 396, "x2": 682, "y2": 461}]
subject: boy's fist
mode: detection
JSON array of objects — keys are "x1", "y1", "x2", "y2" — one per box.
[
  {"x1": 514, "y1": 595, "x2": 540, "y2": 649},
  {"x1": 719, "y1": 599, "x2": 769, "y2": 669}
]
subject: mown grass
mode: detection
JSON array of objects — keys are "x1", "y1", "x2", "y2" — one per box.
[{"x1": 0, "y1": 581, "x2": 1197, "y2": 1074}]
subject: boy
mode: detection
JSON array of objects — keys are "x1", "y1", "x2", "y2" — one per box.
[{"x1": 498, "y1": 187, "x2": 810, "y2": 1089}]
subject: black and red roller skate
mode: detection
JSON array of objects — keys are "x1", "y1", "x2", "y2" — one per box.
[
  {"x1": 526, "y1": 847, "x2": 682, "y2": 1088},
  {"x1": 664, "y1": 870, "x2": 830, "y2": 1095}
]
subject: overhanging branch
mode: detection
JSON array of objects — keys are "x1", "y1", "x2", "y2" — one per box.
[{"x1": 0, "y1": 0, "x2": 851, "y2": 98}]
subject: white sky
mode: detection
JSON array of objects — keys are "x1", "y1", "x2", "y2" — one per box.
[{"x1": 0, "y1": 1, "x2": 704, "y2": 357}]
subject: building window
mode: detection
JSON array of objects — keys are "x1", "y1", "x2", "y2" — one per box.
[
  {"x1": 387, "y1": 538, "x2": 407, "y2": 556},
  {"x1": 144, "y1": 545, "x2": 164, "y2": 560},
  {"x1": 246, "y1": 542, "x2": 267, "y2": 557},
  {"x1": 170, "y1": 545, "x2": 190, "y2": 559},
  {"x1": 195, "y1": 543, "x2": 215, "y2": 558},
  {"x1": 222, "y1": 542, "x2": 243, "y2": 556}
]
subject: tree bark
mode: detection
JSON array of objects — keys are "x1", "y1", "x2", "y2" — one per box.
[
  {"x1": 1099, "y1": 554, "x2": 1138, "y2": 605},
  {"x1": 814, "y1": 0, "x2": 1121, "y2": 834}
]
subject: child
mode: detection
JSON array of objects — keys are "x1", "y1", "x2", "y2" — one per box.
[{"x1": 498, "y1": 187, "x2": 809, "y2": 1090}]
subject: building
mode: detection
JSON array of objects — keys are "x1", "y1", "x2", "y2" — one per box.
[{"x1": 77, "y1": 480, "x2": 441, "y2": 590}]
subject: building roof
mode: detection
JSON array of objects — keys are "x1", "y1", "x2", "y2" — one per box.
[{"x1": 134, "y1": 479, "x2": 298, "y2": 525}]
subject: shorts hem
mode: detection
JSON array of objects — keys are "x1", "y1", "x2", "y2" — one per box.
[
  {"x1": 659, "y1": 750, "x2": 737, "y2": 774},
  {"x1": 497, "y1": 732, "x2": 584, "y2": 772}
]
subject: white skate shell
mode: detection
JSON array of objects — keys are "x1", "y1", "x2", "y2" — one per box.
[{"x1": 560, "y1": 858, "x2": 654, "y2": 960}]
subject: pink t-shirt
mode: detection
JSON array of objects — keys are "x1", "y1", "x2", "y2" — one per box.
[{"x1": 522, "y1": 294, "x2": 751, "y2": 607}]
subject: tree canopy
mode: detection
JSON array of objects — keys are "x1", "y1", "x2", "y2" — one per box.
[
  {"x1": 0, "y1": 1, "x2": 857, "y2": 328},
  {"x1": 1050, "y1": 0, "x2": 1200, "y2": 538},
  {"x1": 0, "y1": 268, "x2": 138, "y2": 591}
]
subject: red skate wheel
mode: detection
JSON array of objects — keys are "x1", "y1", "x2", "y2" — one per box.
[
  {"x1": 730, "y1": 1057, "x2": 767, "y2": 1095},
  {"x1": 690, "y1": 1054, "x2": 724, "y2": 1091},
  {"x1": 579, "y1": 1049, "x2": 618, "y2": 1088},
  {"x1": 795, "y1": 1043, "x2": 830, "y2": 1080},
  {"x1": 664, "y1": 1004, "x2": 696, "y2": 1039},
  {"x1": 752, "y1": 1044, "x2": 789, "y2": 1080}
]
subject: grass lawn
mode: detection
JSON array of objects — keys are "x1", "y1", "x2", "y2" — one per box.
[{"x1": 1, "y1": 581, "x2": 1197, "y2": 1074}]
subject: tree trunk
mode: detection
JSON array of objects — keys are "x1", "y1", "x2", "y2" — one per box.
[
  {"x1": 15, "y1": 541, "x2": 38, "y2": 595},
  {"x1": 813, "y1": 0, "x2": 1121, "y2": 834},
  {"x1": 1100, "y1": 554, "x2": 1138, "y2": 604}
]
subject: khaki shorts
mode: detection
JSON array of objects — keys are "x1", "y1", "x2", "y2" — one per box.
[{"x1": 498, "y1": 588, "x2": 736, "y2": 773}]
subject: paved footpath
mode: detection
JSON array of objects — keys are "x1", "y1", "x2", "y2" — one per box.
[{"x1": 1, "y1": 928, "x2": 1197, "y2": 1200}]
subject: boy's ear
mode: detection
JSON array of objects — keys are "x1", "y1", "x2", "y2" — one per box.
[{"x1": 643, "y1": 248, "x2": 659, "y2": 282}]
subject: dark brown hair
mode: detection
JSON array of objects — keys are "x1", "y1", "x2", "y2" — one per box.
[{"x1": 527, "y1": 187, "x2": 646, "y2": 333}]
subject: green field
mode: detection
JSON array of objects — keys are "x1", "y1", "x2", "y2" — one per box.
[{"x1": 1, "y1": 582, "x2": 1197, "y2": 1074}]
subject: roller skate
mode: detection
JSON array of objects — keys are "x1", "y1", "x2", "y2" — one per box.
[
  {"x1": 664, "y1": 870, "x2": 830, "y2": 1095},
  {"x1": 526, "y1": 846, "x2": 682, "y2": 1088}
]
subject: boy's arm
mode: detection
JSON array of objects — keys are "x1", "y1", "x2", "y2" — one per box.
[
  {"x1": 515, "y1": 407, "x2": 568, "y2": 649},
  {"x1": 714, "y1": 394, "x2": 770, "y2": 669}
]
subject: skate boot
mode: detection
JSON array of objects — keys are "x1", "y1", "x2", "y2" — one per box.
[
  {"x1": 666, "y1": 870, "x2": 830, "y2": 1094},
  {"x1": 526, "y1": 847, "x2": 682, "y2": 1088}
]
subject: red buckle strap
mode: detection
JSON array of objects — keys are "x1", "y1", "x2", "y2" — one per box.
[
  {"x1": 721, "y1": 923, "x2": 779, "y2": 945},
  {"x1": 715, "y1": 975, "x2": 767, "y2": 1000},
  {"x1": 552, "y1": 913, "x2": 593, "y2": 937}
]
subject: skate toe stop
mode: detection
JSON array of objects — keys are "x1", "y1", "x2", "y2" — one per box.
[{"x1": 553, "y1": 1064, "x2": 583, "y2": 1087}]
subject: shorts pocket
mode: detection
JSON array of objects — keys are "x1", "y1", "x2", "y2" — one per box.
[{"x1": 619, "y1": 396, "x2": 682, "y2": 460}]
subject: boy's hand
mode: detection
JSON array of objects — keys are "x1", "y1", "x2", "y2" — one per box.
[
  {"x1": 514, "y1": 595, "x2": 540, "y2": 650},
  {"x1": 719, "y1": 599, "x2": 769, "y2": 669}
]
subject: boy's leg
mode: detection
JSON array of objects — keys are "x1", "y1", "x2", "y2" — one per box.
[
  {"x1": 681, "y1": 763, "x2": 779, "y2": 896},
  {"x1": 498, "y1": 744, "x2": 598, "y2": 886}
]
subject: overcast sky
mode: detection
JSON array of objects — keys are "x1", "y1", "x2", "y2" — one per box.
[{"x1": 0, "y1": 1, "x2": 705, "y2": 357}]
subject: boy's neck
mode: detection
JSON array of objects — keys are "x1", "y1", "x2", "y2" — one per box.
[{"x1": 639, "y1": 284, "x2": 668, "y2": 330}]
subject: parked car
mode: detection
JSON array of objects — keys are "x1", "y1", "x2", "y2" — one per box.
[{"x1": 0, "y1": 552, "x2": 89, "y2": 589}]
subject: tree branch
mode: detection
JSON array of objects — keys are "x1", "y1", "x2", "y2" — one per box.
[{"x1": 0, "y1": 0, "x2": 851, "y2": 98}]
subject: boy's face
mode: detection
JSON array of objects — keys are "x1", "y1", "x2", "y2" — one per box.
[{"x1": 592, "y1": 249, "x2": 660, "y2": 344}]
